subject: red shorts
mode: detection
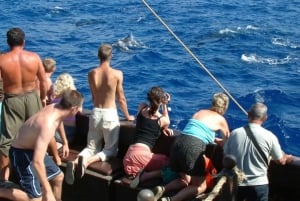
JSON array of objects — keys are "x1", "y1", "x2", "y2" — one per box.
[{"x1": 123, "y1": 143, "x2": 170, "y2": 176}]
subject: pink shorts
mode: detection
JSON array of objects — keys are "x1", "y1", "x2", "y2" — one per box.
[{"x1": 123, "y1": 143, "x2": 170, "y2": 176}]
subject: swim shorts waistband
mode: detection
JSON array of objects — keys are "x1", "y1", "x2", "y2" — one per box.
[{"x1": 4, "y1": 90, "x2": 37, "y2": 98}]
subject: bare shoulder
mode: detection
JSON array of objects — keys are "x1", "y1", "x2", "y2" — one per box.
[
  {"x1": 88, "y1": 68, "x2": 96, "y2": 76},
  {"x1": 218, "y1": 114, "x2": 228, "y2": 125},
  {"x1": 88, "y1": 68, "x2": 100, "y2": 79},
  {"x1": 194, "y1": 109, "x2": 226, "y2": 124},
  {"x1": 22, "y1": 50, "x2": 41, "y2": 59},
  {"x1": 138, "y1": 102, "x2": 147, "y2": 111},
  {"x1": 112, "y1": 68, "x2": 123, "y2": 77},
  {"x1": 192, "y1": 109, "x2": 209, "y2": 118}
]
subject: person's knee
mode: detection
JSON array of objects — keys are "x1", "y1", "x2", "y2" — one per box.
[
  {"x1": 30, "y1": 196, "x2": 42, "y2": 201},
  {"x1": 191, "y1": 176, "x2": 207, "y2": 194},
  {"x1": 196, "y1": 181, "x2": 207, "y2": 194},
  {"x1": 52, "y1": 172, "x2": 64, "y2": 184}
]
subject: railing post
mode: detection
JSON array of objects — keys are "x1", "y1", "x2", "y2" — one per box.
[
  {"x1": 137, "y1": 189, "x2": 155, "y2": 201},
  {"x1": 203, "y1": 154, "x2": 241, "y2": 201}
]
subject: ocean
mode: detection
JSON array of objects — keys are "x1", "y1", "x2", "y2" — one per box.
[{"x1": 0, "y1": 0, "x2": 299, "y2": 156}]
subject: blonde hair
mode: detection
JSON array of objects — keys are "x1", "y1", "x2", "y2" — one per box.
[
  {"x1": 53, "y1": 73, "x2": 76, "y2": 97},
  {"x1": 211, "y1": 92, "x2": 229, "y2": 115},
  {"x1": 43, "y1": 57, "x2": 56, "y2": 73}
]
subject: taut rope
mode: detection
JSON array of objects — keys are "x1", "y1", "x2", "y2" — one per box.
[{"x1": 141, "y1": 0, "x2": 248, "y2": 116}]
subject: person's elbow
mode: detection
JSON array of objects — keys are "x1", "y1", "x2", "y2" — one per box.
[
  {"x1": 273, "y1": 158, "x2": 285, "y2": 165},
  {"x1": 32, "y1": 159, "x2": 44, "y2": 170},
  {"x1": 222, "y1": 131, "x2": 230, "y2": 141},
  {"x1": 118, "y1": 95, "x2": 126, "y2": 105},
  {"x1": 165, "y1": 118, "x2": 170, "y2": 127},
  {"x1": 273, "y1": 154, "x2": 294, "y2": 165}
]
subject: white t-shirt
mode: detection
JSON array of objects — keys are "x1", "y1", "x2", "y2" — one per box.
[{"x1": 224, "y1": 123, "x2": 283, "y2": 186}]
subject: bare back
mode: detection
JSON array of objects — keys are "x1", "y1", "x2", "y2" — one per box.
[
  {"x1": 0, "y1": 47, "x2": 47, "y2": 98},
  {"x1": 88, "y1": 62, "x2": 122, "y2": 109},
  {"x1": 11, "y1": 104, "x2": 60, "y2": 151},
  {"x1": 192, "y1": 109, "x2": 230, "y2": 139}
]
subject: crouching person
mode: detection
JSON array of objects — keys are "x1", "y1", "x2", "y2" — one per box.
[
  {"x1": 8, "y1": 89, "x2": 83, "y2": 201},
  {"x1": 150, "y1": 155, "x2": 218, "y2": 201},
  {"x1": 151, "y1": 92, "x2": 230, "y2": 201}
]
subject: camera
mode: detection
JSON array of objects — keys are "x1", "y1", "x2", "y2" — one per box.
[{"x1": 162, "y1": 93, "x2": 168, "y2": 102}]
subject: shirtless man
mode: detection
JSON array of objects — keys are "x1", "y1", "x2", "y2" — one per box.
[
  {"x1": 1, "y1": 90, "x2": 83, "y2": 201},
  {"x1": 0, "y1": 27, "x2": 48, "y2": 180},
  {"x1": 65, "y1": 44, "x2": 134, "y2": 185}
]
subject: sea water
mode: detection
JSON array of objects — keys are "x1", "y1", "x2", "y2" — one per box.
[{"x1": 0, "y1": 0, "x2": 299, "y2": 156}]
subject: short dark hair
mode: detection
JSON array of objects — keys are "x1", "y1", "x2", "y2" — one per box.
[
  {"x1": 98, "y1": 44, "x2": 112, "y2": 61},
  {"x1": 59, "y1": 89, "x2": 83, "y2": 109},
  {"x1": 7, "y1": 28, "x2": 25, "y2": 47}
]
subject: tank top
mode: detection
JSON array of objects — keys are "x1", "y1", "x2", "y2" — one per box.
[
  {"x1": 182, "y1": 119, "x2": 216, "y2": 144},
  {"x1": 134, "y1": 107, "x2": 162, "y2": 150}
]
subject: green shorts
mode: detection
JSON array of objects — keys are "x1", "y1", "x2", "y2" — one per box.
[{"x1": 0, "y1": 91, "x2": 42, "y2": 156}]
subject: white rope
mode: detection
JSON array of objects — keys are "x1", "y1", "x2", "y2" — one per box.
[
  {"x1": 203, "y1": 176, "x2": 227, "y2": 201},
  {"x1": 141, "y1": 0, "x2": 248, "y2": 116}
]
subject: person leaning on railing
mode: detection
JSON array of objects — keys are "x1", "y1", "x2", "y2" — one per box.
[{"x1": 223, "y1": 102, "x2": 294, "y2": 201}]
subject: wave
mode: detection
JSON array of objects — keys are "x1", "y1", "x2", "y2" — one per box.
[
  {"x1": 218, "y1": 28, "x2": 238, "y2": 35},
  {"x1": 198, "y1": 25, "x2": 259, "y2": 45},
  {"x1": 218, "y1": 24, "x2": 259, "y2": 35},
  {"x1": 241, "y1": 53, "x2": 295, "y2": 65},
  {"x1": 272, "y1": 37, "x2": 300, "y2": 49}
]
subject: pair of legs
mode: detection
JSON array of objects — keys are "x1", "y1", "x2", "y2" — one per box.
[
  {"x1": 65, "y1": 108, "x2": 120, "y2": 185},
  {"x1": 48, "y1": 172, "x2": 64, "y2": 201},
  {"x1": 123, "y1": 143, "x2": 171, "y2": 188},
  {"x1": 0, "y1": 187, "x2": 29, "y2": 201},
  {"x1": 9, "y1": 147, "x2": 64, "y2": 201},
  {"x1": 65, "y1": 154, "x2": 102, "y2": 185},
  {"x1": 125, "y1": 169, "x2": 163, "y2": 189},
  {"x1": 0, "y1": 137, "x2": 61, "y2": 181},
  {"x1": 78, "y1": 108, "x2": 120, "y2": 169},
  {"x1": 129, "y1": 165, "x2": 180, "y2": 188},
  {"x1": 153, "y1": 173, "x2": 207, "y2": 201},
  {"x1": 157, "y1": 134, "x2": 207, "y2": 201},
  {"x1": 68, "y1": 123, "x2": 119, "y2": 178},
  {"x1": 0, "y1": 167, "x2": 64, "y2": 201},
  {"x1": 237, "y1": 185, "x2": 269, "y2": 201}
]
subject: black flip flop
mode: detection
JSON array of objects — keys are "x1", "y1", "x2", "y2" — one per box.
[{"x1": 75, "y1": 155, "x2": 86, "y2": 179}]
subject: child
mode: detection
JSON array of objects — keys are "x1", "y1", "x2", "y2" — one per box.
[{"x1": 42, "y1": 57, "x2": 56, "y2": 104}]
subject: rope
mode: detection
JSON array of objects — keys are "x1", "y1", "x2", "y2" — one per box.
[
  {"x1": 203, "y1": 176, "x2": 227, "y2": 201},
  {"x1": 141, "y1": 0, "x2": 248, "y2": 116}
]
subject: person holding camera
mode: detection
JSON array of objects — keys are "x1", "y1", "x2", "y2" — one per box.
[{"x1": 123, "y1": 86, "x2": 173, "y2": 188}]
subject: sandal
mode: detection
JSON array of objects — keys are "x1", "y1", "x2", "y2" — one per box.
[
  {"x1": 65, "y1": 161, "x2": 75, "y2": 185},
  {"x1": 130, "y1": 169, "x2": 144, "y2": 189},
  {"x1": 75, "y1": 155, "x2": 86, "y2": 179}
]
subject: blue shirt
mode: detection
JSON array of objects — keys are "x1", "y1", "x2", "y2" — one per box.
[{"x1": 182, "y1": 119, "x2": 216, "y2": 144}]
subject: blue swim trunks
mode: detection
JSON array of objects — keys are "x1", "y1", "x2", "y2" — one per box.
[{"x1": 9, "y1": 147, "x2": 61, "y2": 198}]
